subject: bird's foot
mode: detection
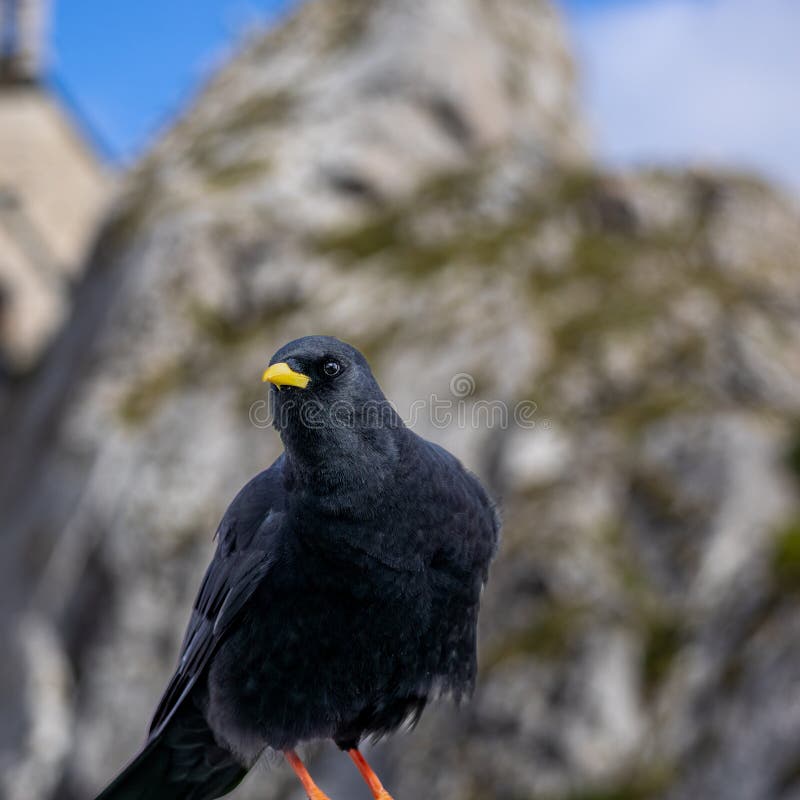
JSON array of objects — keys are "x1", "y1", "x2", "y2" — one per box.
[
  {"x1": 285, "y1": 750, "x2": 332, "y2": 800},
  {"x1": 347, "y1": 749, "x2": 395, "y2": 800}
]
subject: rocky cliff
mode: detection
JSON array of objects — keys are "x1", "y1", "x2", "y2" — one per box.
[{"x1": 2, "y1": 1, "x2": 800, "y2": 799}]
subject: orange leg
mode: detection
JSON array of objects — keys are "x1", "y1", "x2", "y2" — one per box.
[
  {"x1": 348, "y1": 749, "x2": 395, "y2": 800},
  {"x1": 284, "y1": 750, "x2": 332, "y2": 800}
]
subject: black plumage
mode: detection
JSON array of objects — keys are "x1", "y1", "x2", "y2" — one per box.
[{"x1": 95, "y1": 336, "x2": 499, "y2": 800}]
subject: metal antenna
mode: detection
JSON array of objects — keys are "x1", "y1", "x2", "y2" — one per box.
[{"x1": 0, "y1": 0, "x2": 48, "y2": 84}]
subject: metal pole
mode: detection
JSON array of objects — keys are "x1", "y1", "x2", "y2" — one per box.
[
  {"x1": 17, "y1": 0, "x2": 48, "y2": 78},
  {"x1": 0, "y1": 0, "x2": 47, "y2": 82}
]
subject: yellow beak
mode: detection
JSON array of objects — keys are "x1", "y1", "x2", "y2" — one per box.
[{"x1": 261, "y1": 362, "x2": 310, "y2": 389}]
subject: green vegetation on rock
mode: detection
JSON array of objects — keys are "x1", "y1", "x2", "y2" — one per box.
[
  {"x1": 190, "y1": 297, "x2": 302, "y2": 349},
  {"x1": 205, "y1": 158, "x2": 273, "y2": 190},
  {"x1": 772, "y1": 519, "x2": 800, "y2": 591},
  {"x1": 640, "y1": 615, "x2": 684, "y2": 697},
  {"x1": 222, "y1": 90, "x2": 296, "y2": 135},
  {"x1": 118, "y1": 360, "x2": 190, "y2": 425},
  {"x1": 482, "y1": 605, "x2": 582, "y2": 672},
  {"x1": 785, "y1": 426, "x2": 800, "y2": 483},
  {"x1": 556, "y1": 764, "x2": 674, "y2": 800},
  {"x1": 313, "y1": 165, "x2": 549, "y2": 277}
]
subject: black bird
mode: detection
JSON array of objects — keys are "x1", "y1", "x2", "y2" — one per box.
[{"x1": 95, "y1": 335, "x2": 499, "y2": 800}]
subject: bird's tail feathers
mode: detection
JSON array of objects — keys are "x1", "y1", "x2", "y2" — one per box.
[{"x1": 93, "y1": 699, "x2": 247, "y2": 800}]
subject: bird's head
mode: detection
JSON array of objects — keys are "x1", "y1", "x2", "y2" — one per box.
[{"x1": 262, "y1": 336, "x2": 403, "y2": 479}]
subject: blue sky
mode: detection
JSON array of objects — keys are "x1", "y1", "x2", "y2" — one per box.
[
  {"x1": 50, "y1": 0, "x2": 800, "y2": 191},
  {"x1": 51, "y1": 0, "x2": 295, "y2": 160}
]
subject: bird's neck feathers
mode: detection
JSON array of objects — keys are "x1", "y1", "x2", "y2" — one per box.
[{"x1": 279, "y1": 400, "x2": 407, "y2": 513}]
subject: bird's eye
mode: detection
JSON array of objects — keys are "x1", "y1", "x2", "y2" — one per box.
[{"x1": 323, "y1": 360, "x2": 341, "y2": 377}]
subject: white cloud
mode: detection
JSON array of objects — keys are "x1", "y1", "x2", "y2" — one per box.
[{"x1": 567, "y1": 0, "x2": 800, "y2": 192}]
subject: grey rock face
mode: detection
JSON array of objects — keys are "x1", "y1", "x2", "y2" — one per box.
[{"x1": 2, "y1": 1, "x2": 800, "y2": 799}]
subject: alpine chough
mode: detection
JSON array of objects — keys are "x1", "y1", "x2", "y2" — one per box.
[{"x1": 95, "y1": 335, "x2": 500, "y2": 800}]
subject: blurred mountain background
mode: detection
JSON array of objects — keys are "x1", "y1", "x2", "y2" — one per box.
[{"x1": 1, "y1": 1, "x2": 800, "y2": 799}]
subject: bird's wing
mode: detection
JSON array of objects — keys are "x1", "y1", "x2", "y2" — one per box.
[
  {"x1": 425, "y1": 440, "x2": 500, "y2": 577},
  {"x1": 147, "y1": 459, "x2": 286, "y2": 739}
]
